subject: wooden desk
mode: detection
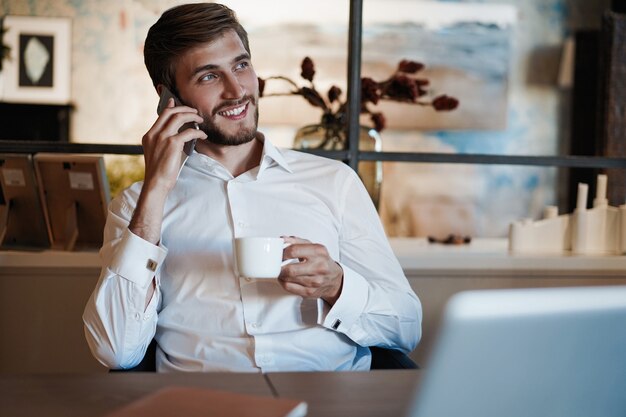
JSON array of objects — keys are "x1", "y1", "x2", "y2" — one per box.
[
  {"x1": 0, "y1": 371, "x2": 420, "y2": 417},
  {"x1": 0, "y1": 373, "x2": 272, "y2": 417},
  {"x1": 267, "y1": 370, "x2": 420, "y2": 417}
]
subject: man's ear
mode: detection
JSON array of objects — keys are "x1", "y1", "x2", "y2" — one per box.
[{"x1": 156, "y1": 84, "x2": 164, "y2": 96}]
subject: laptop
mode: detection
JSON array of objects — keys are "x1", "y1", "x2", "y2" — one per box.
[{"x1": 407, "y1": 285, "x2": 626, "y2": 417}]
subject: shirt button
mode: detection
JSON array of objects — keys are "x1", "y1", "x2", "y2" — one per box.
[
  {"x1": 134, "y1": 313, "x2": 141, "y2": 321},
  {"x1": 249, "y1": 322, "x2": 259, "y2": 329},
  {"x1": 237, "y1": 221, "x2": 245, "y2": 228}
]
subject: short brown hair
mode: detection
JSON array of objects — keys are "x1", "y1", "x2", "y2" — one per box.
[{"x1": 143, "y1": 3, "x2": 250, "y2": 92}]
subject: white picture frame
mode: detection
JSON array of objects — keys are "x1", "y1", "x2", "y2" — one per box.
[{"x1": 1, "y1": 16, "x2": 71, "y2": 104}]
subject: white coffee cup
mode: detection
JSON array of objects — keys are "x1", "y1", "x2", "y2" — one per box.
[{"x1": 234, "y1": 237, "x2": 289, "y2": 279}]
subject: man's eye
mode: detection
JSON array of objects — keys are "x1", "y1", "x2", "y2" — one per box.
[
  {"x1": 235, "y1": 62, "x2": 249, "y2": 70},
  {"x1": 200, "y1": 73, "x2": 217, "y2": 81}
]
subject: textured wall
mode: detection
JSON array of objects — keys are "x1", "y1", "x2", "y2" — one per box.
[{"x1": 0, "y1": 0, "x2": 611, "y2": 236}]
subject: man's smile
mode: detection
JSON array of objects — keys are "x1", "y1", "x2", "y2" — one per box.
[{"x1": 216, "y1": 101, "x2": 249, "y2": 119}]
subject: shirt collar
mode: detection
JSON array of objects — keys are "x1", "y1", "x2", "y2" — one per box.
[
  {"x1": 257, "y1": 132, "x2": 293, "y2": 174},
  {"x1": 185, "y1": 131, "x2": 293, "y2": 179}
]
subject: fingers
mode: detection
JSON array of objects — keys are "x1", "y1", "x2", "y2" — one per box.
[
  {"x1": 140, "y1": 103, "x2": 207, "y2": 192},
  {"x1": 276, "y1": 237, "x2": 343, "y2": 303},
  {"x1": 280, "y1": 238, "x2": 329, "y2": 275},
  {"x1": 281, "y1": 243, "x2": 331, "y2": 275},
  {"x1": 281, "y1": 235, "x2": 310, "y2": 246},
  {"x1": 143, "y1": 109, "x2": 206, "y2": 161},
  {"x1": 277, "y1": 262, "x2": 343, "y2": 302},
  {"x1": 162, "y1": 107, "x2": 204, "y2": 132},
  {"x1": 281, "y1": 238, "x2": 319, "y2": 259},
  {"x1": 147, "y1": 109, "x2": 204, "y2": 143}
]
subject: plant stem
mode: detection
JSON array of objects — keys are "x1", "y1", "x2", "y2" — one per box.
[{"x1": 264, "y1": 75, "x2": 300, "y2": 90}]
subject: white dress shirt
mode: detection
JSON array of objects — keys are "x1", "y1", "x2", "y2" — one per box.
[{"x1": 83, "y1": 136, "x2": 422, "y2": 372}]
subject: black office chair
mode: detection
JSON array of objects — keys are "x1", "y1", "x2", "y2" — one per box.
[
  {"x1": 370, "y1": 346, "x2": 418, "y2": 369},
  {"x1": 109, "y1": 339, "x2": 158, "y2": 372},
  {"x1": 111, "y1": 340, "x2": 417, "y2": 372}
]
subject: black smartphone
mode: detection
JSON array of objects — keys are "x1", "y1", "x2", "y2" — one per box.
[{"x1": 156, "y1": 86, "x2": 199, "y2": 157}]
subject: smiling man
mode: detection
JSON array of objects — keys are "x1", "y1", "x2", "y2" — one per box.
[{"x1": 83, "y1": 3, "x2": 422, "y2": 372}]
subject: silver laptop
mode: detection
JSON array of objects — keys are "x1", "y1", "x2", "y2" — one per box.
[{"x1": 408, "y1": 285, "x2": 626, "y2": 417}]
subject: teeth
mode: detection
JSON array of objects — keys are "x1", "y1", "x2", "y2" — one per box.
[{"x1": 219, "y1": 104, "x2": 246, "y2": 117}]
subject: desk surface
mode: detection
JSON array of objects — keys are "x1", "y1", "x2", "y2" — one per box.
[
  {"x1": 0, "y1": 373, "x2": 271, "y2": 417},
  {"x1": 267, "y1": 370, "x2": 419, "y2": 417},
  {"x1": 0, "y1": 371, "x2": 420, "y2": 417}
]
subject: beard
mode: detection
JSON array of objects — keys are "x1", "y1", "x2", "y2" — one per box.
[{"x1": 198, "y1": 96, "x2": 259, "y2": 146}]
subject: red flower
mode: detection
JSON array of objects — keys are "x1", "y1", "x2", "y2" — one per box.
[
  {"x1": 300, "y1": 57, "x2": 315, "y2": 82},
  {"x1": 361, "y1": 77, "x2": 380, "y2": 105},
  {"x1": 370, "y1": 112, "x2": 386, "y2": 132},
  {"x1": 385, "y1": 75, "x2": 419, "y2": 101},
  {"x1": 327, "y1": 85, "x2": 342, "y2": 103},
  {"x1": 397, "y1": 60, "x2": 424, "y2": 74},
  {"x1": 415, "y1": 79, "x2": 429, "y2": 96},
  {"x1": 432, "y1": 95, "x2": 460, "y2": 111}
]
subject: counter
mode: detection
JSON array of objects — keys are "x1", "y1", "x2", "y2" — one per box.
[
  {"x1": 3, "y1": 238, "x2": 625, "y2": 272},
  {"x1": 1, "y1": 239, "x2": 625, "y2": 373}
]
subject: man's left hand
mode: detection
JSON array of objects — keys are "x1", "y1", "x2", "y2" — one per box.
[{"x1": 278, "y1": 236, "x2": 344, "y2": 306}]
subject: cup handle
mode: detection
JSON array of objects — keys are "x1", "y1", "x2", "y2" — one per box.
[{"x1": 281, "y1": 242, "x2": 298, "y2": 266}]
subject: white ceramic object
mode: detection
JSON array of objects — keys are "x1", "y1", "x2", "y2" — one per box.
[
  {"x1": 234, "y1": 237, "x2": 286, "y2": 279},
  {"x1": 509, "y1": 213, "x2": 571, "y2": 254},
  {"x1": 509, "y1": 176, "x2": 625, "y2": 256}
]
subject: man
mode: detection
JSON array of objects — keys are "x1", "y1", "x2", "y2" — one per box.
[{"x1": 83, "y1": 3, "x2": 421, "y2": 372}]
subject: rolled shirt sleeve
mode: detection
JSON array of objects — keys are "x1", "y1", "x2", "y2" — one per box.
[
  {"x1": 83, "y1": 187, "x2": 167, "y2": 369},
  {"x1": 318, "y1": 263, "x2": 422, "y2": 354},
  {"x1": 318, "y1": 170, "x2": 422, "y2": 354}
]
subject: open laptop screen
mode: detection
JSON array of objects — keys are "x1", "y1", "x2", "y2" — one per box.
[{"x1": 409, "y1": 286, "x2": 626, "y2": 417}]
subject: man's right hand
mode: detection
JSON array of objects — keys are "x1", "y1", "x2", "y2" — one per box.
[
  {"x1": 129, "y1": 98, "x2": 206, "y2": 244},
  {"x1": 142, "y1": 98, "x2": 207, "y2": 193}
]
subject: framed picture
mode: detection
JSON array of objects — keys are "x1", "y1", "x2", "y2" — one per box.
[{"x1": 0, "y1": 16, "x2": 71, "y2": 104}]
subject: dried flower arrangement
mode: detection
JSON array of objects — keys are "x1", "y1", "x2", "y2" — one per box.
[{"x1": 258, "y1": 56, "x2": 459, "y2": 133}]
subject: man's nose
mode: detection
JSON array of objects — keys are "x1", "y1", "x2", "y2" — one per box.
[{"x1": 221, "y1": 73, "x2": 244, "y2": 99}]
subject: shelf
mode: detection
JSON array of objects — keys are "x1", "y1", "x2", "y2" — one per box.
[
  {"x1": 391, "y1": 238, "x2": 626, "y2": 275},
  {"x1": 0, "y1": 140, "x2": 625, "y2": 169},
  {"x1": 2, "y1": 238, "x2": 625, "y2": 275}
]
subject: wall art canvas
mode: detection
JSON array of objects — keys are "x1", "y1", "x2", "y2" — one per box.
[
  {"x1": 360, "y1": 1, "x2": 516, "y2": 131},
  {"x1": 234, "y1": 0, "x2": 516, "y2": 131}
]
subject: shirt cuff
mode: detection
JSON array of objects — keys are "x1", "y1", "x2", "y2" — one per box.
[
  {"x1": 318, "y1": 263, "x2": 368, "y2": 334},
  {"x1": 108, "y1": 228, "x2": 168, "y2": 289}
]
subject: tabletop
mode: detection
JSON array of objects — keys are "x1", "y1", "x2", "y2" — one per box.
[
  {"x1": 266, "y1": 370, "x2": 420, "y2": 417},
  {"x1": 0, "y1": 373, "x2": 271, "y2": 417},
  {"x1": 0, "y1": 370, "x2": 421, "y2": 417}
]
